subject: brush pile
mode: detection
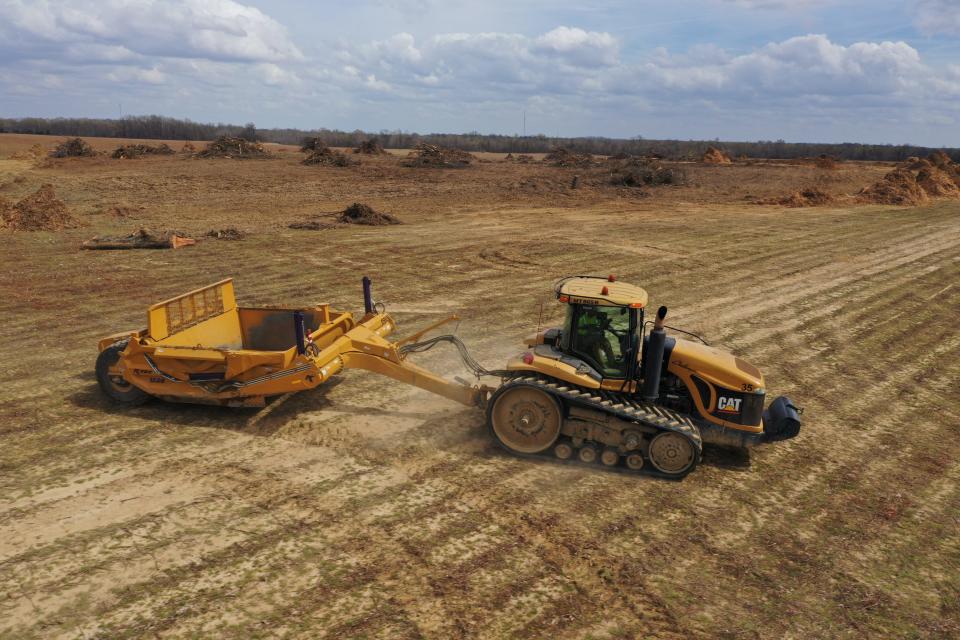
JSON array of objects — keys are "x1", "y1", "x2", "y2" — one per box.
[
  {"x1": 196, "y1": 136, "x2": 270, "y2": 159},
  {"x1": 0, "y1": 184, "x2": 79, "y2": 231},
  {"x1": 337, "y1": 202, "x2": 401, "y2": 225},
  {"x1": 205, "y1": 227, "x2": 246, "y2": 240},
  {"x1": 760, "y1": 188, "x2": 835, "y2": 208},
  {"x1": 354, "y1": 140, "x2": 388, "y2": 155},
  {"x1": 916, "y1": 166, "x2": 960, "y2": 196},
  {"x1": 403, "y1": 143, "x2": 474, "y2": 168},
  {"x1": 856, "y1": 169, "x2": 929, "y2": 206},
  {"x1": 82, "y1": 228, "x2": 195, "y2": 250},
  {"x1": 702, "y1": 146, "x2": 732, "y2": 164},
  {"x1": 814, "y1": 154, "x2": 840, "y2": 170},
  {"x1": 111, "y1": 143, "x2": 175, "y2": 159},
  {"x1": 544, "y1": 147, "x2": 593, "y2": 167},
  {"x1": 610, "y1": 157, "x2": 685, "y2": 187},
  {"x1": 181, "y1": 142, "x2": 196, "y2": 153},
  {"x1": 301, "y1": 146, "x2": 357, "y2": 167},
  {"x1": 50, "y1": 138, "x2": 96, "y2": 158}
]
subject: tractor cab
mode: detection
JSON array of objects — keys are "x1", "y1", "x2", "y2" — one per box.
[{"x1": 554, "y1": 276, "x2": 647, "y2": 380}]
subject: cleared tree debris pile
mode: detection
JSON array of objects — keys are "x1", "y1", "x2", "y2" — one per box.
[
  {"x1": 50, "y1": 138, "x2": 96, "y2": 158},
  {"x1": 82, "y1": 228, "x2": 195, "y2": 250},
  {"x1": 916, "y1": 166, "x2": 960, "y2": 197},
  {"x1": 610, "y1": 157, "x2": 685, "y2": 187},
  {"x1": 301, "y1": 147, "x2": 357, "y2": 167},
  {"x1": 903, "y1": 157, "x2": 933, "y2": 171},
  {"x1": 544, "y1": 147, "x2": 593, "y2": 167},
  {"x1": 516, "y1": 154, "x2": 535, "y2": 163},
  {"x1": 927, "y1": 150, "x2": 953, "y2": 168},
  {"x1": 205, "y1": 227, "x2": 246, "y2": 240},
  {"x1": 760, "y1": 188, "x2": 835, "y2": 207},
  {"x1": 702, "y1": 146, "x2": 732, "y2": 164},
  {"x1": 1, "y1": 184, "x2": 79, "y2": 231},
  {"x1": 354, "y1": 140, "x2": 388, "y2": 155},
  {"x1": 856, "y1": 169, "x2": 930, "y2": 206},
  {"x1": 196, "y1": 136, "x2": 271, "y2": 159},
  {"x1": 111, "y1": 143, "x2": 175, "y2": 159},
  {"x1": 814, "y1": 154, "x2": 840, "y2": 170},
  {"x1": 337, "y1": 202, "x2": 401, "y2": 225},
  {"x1": 403, "y1": 143, "x2": 474, "y2": 168},
  {"x1": 181, "y1": 142, "x2": 196, "y2": 153}
]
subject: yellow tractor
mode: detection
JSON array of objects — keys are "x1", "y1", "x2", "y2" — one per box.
[{"x1": 96, "y1": 275, "x2": 800, "y2": 478}]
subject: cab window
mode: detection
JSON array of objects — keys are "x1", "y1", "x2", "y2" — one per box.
[{"x1": 568, "y1": 304, "x2": 632, "y2": 378}]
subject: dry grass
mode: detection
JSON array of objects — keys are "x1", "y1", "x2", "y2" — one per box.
[{"x1": 0, "y1": 132, "x2": 958, "y2": 639}]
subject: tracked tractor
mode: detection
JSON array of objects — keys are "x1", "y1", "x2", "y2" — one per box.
[
  {"x1": 95, "y1": 275, "x2": 800, "y2": 478},
  {"x1": 486, "y1": 275, "x2": 801, "y2": 477}
]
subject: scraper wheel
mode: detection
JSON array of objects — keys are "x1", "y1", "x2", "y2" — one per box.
[{"x1": 96, "y1": 341, "x2": 151, "y2": 405}]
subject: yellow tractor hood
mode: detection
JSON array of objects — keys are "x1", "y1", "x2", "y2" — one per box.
[{"x1": 668, "y1": 338, "x2": 765, "y2": 392}]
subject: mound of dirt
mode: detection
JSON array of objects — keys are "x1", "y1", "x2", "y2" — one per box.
[
  {"x1": 403, "y1": 143, "x2": 474, "y2": 168},
  {"x1": 610, "y1": 157, "x2": 685, "y2": 187},
  {"x1": 288, "y1": 219, "x2": 337, "y2": 231},
  {"x1": 1, "y1": 184, "x2": 79, "y2": 231},
  {"x1": 857, "y1": 169, "x2": 930, "y2": 206},
  {"x1": 354, "y1": 140, "x2": 387, "y2": 155},
  {"x1": 302, "y1": 147, "x2": 357, "y2": 167},
  {"x1": 196, "y1": 136, "x2": 270, "y2": 159},
  {"x1": 111, "y1": 143, "x2": 175, "y2": 159},
  {"x1": 927, "y1": 150, "x2": 953, "y2": 168},
  {"x1": 814, "y1": 154, "x2": 840, "y2": 170},
  {"x1": 761, "y1": 188, "x2": 835, "y2": 208},
  {"x1": 916, "y1": 166, "x2": 960, "y2": 197},
  {"x1": 181, "y1": 142, "x2": 196, "y2": 153},
  {"x1": 337, "y1": 202, "x2": 401, "y2": 225},
  {"x1": 516, "y1": 154, "x2": 535, "y2": 163},
  {"x1": 544, "y1": 147, "x2": 593, "y2": 167},
  {"x1": 205, "y1": 227, "x2": 246, "y2": 240},
  {"x1": 702, "y1": 146, "x2": 732, "y2": 164},
  {"x1": 105, "y1": 204, "x2": 145, "y2": 218},
  {"x1": 10, "y1": 144, "x2": 46, "y2": 161},
  {"x1": 50, "y1": 138, "x2": 96, "y2": 158}
]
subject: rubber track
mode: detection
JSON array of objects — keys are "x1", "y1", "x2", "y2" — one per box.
[{"x1": 494, "y1": 375, "x2": 702, "y2": 477}]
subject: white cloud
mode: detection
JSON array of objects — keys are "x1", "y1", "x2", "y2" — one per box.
[
  {"x1": 533, "y1": 27, "x2": 619, "y2": 66},
  {"x1": 0, "y1": 0, "x2": 302, "y2": 63},
  {"x1": 914, "y1": 0, "x2": 960, "y2": 35},
  {"x1": 718, "y1": 0, "x2": 829, "y2": 8}
]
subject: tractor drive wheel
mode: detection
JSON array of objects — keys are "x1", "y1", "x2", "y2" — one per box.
[
  {"x1": 95, "y1": 341, "x2": 150, "y2": 405},
  {"x1": 488, "y1": 385, "x2": 562, "y2": 454},
  {"x1": 647, "y1": 431, "x2": 697, "y2": 477}
]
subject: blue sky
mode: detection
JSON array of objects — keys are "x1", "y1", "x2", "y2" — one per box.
[{"x1": 2, "y1": 1, "x2": 959, "y2": 146}]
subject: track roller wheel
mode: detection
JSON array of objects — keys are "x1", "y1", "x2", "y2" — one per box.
[
  {"x1": 578, "y1": 445, "x2": 598, "y2": 464},
  {"x1": 554, "y1": 442, "x2": 573, "y2": 460},
  {"x1": 625, "y1": 453, "x2": 644, "y2": 471},
  {"x1": 647, "y1": 431, "x2": 697, "y2": 477},
  {"x1": 601, "y1": 448, "x2": 619, "y2": 467},
  {"x1": 95, "y1": 341, "x2": 150, "y2": 405},
  {"x1": 488, "y1": 385, "x2": 562, "y2": 454}
]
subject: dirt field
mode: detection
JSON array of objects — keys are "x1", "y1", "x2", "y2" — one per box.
[{"x1": 1, "y1": 133, "x2": 958, "y2": 639}]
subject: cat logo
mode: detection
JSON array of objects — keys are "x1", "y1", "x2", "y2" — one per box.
[{"x1": 717, "y1": 396, "x2": 742, "y2": 413}]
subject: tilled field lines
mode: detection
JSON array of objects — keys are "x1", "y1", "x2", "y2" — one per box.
[{"x1": 1, "y1": 183, "x2": 958, "y2": 638}]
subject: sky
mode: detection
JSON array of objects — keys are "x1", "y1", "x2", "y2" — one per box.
[{"x1": 1, "y1": 0, "x2": 959, "y2": 146}]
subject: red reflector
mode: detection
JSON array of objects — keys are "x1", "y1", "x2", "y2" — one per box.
[
  {"x1": 601, "y1": 286, "x2": 609, "y2": 295},
  {"x1": 558, "y1": 295, "x2": 569, "y2": 303},
  {"x1": 522, "y1": 352, "x2": 534, "y2": 365},
  {"x1": 608, "y1": 274, "x2": 616, "y2": 282}
]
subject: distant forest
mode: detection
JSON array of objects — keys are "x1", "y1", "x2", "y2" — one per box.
[{"x1": 1, "y1": 115, "x2": 956, "y2": 162}]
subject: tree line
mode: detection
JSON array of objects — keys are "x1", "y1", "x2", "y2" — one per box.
[{"x1": 0, "y1": 115, "x2": 955, "y2": 162}]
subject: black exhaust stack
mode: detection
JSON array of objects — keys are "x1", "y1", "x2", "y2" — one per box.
[
  {"x1": 642, "y1": 306, "x2": 668, "y2": 402},
  {"x1": 362, "y1": 276, "x2": 374, "y2": 315},
  {"x1": 293, "y1": 310, "x2": 307, "y2": 355}
]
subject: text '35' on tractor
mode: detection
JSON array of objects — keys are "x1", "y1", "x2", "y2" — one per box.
[{"x1": 96, "y1": 275, "x2": 801, "y2": 479}]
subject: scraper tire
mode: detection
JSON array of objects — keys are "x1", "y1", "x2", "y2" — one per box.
[{"x1": 96, "y1": 341, "x2": 151, "y2": 405}]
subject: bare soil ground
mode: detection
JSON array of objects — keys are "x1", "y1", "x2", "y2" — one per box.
[{"x1": 1, "y1": 133, "x2": 958, "y2": 639}]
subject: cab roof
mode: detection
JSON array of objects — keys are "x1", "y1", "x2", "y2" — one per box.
[{"x1": 556, "y1": 276, "x2": 648, "y2": 308}]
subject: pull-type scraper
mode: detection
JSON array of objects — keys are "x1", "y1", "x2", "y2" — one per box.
[{"x1": 97, "y1": 276, "x2": 800, "y2": 478}]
